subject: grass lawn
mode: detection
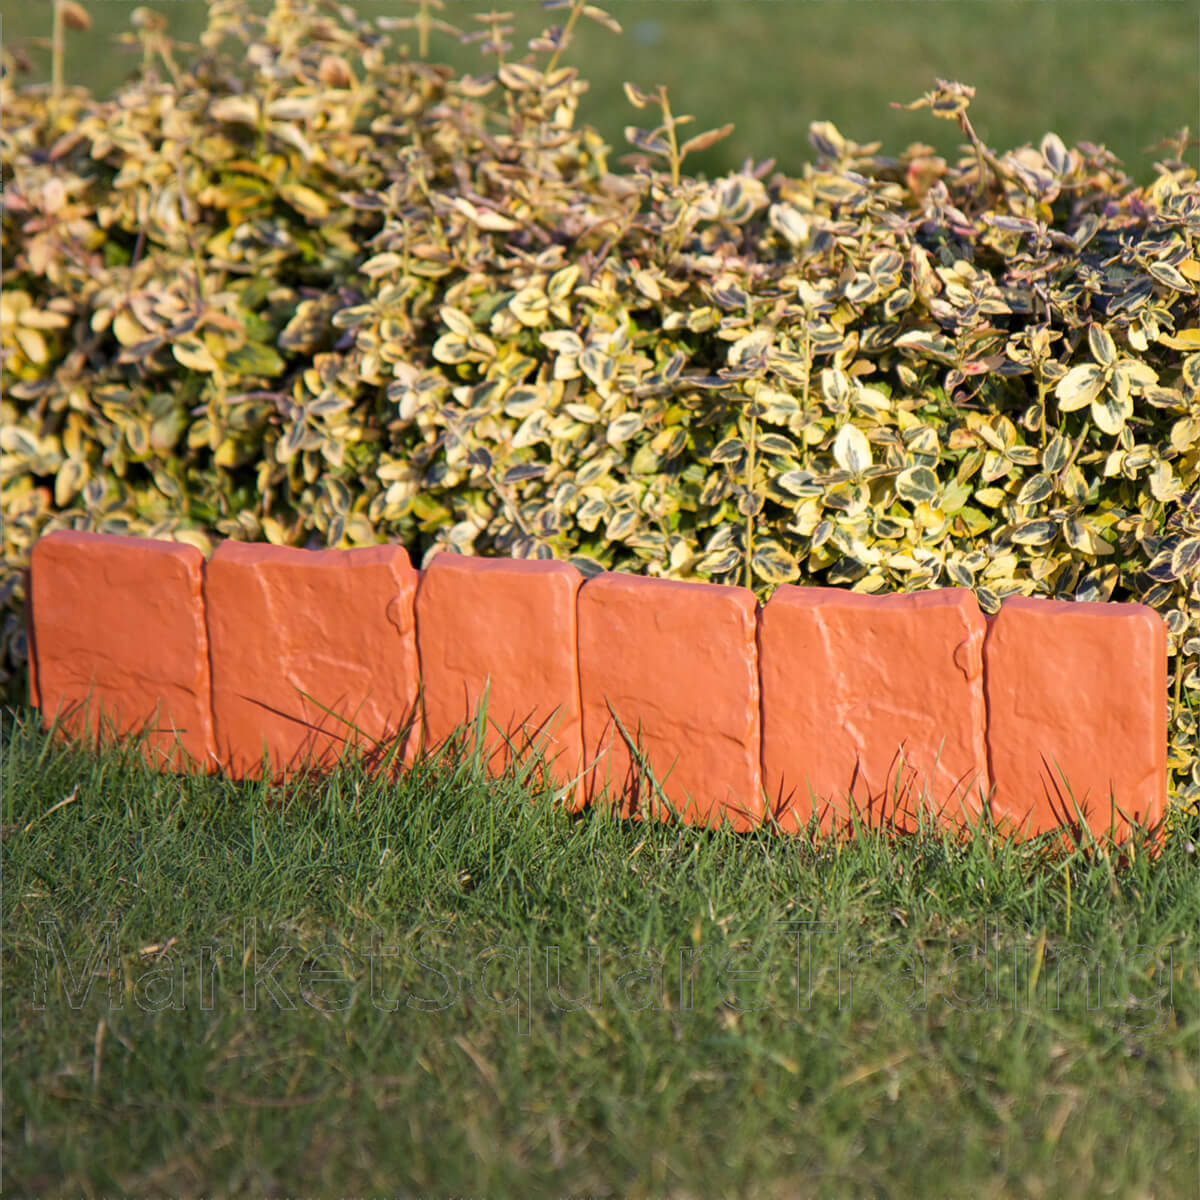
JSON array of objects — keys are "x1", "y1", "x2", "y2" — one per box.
[
  {"x1": 3, "y1": 705, "x2": 1198, "y2": 1197},
  {"x1": 2, "y1": 0, "x2": 1195, "y2": 183}
]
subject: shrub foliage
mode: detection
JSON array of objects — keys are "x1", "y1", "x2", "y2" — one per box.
[{"x1": 2, "y1": 0, "x2": 1198, "y2": 805}]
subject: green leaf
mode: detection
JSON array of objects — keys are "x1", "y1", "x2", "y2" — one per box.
[
  {"x1": 832, "y1": 424, "x2": 871, "y2": 475},
  {"x1": 1182, "y1": 354, "x2": 1200, "y2": 392},
  {"x1": 276, "y1": 421, "x2": 306, "y2": 464},
  {"x1": 697, "y1": 546, "x2": 742, "y2": 576},
  {"x1": 606, "y1": 413, "x2": 644, "y2": 445},
  {"x1": 1091, "y1": 390, "x2": 1132, "y2": 436},
  {"x1": 1148, "y1": 261, "x2": 1193, "y2": 292},
  {"x1": 895, "y1": 465, "x2": 938, "y2": 504},
  {"x1": 498, "y1": 62, "x2": 543, "y2": 91},
  {"x1": 1015, "y1": 473, "x2": 1054, "y2": 507},
  {"x1": 711, "y1": 437, "x2": 748, "y2": 466},
  {"x1": 502, "y1": 463, "x2": 546, "y2": 485},
  {"x1": 883, "y1": 288, "x2": 914, "y2": 320},
  {"x1": 893, "y1": 329, "x2": 957, "y2": 361},
  {"x1": 1063, "y1": 517, "x2": 1110, "y2": 556},
  {"x1": 278, "y1": 182, "x2": 330, "y2": 219},
  {"x1": 223, "y1": 341, "x2": 285, "y2": 377},
  {"x1": 54, "y1": 457, "x2": 87, "y2": 506},
  {"x1": 1042, "y1": 434, "x2": 1069, "y2": 474},
  {"x1": 680, "y1": 123, "x2": 735, "y2": 159},
  {"x1": 1087, "y1": 323, "x2": 1116, "y2": 368},
  {"x1": 775, "y1": 470, "x2": 820, "y2": 498},
  {"x1": 1055, "y1": 363, "x2": 1106, "y2": 411},
  {"x1": 751, "y1": 539, "x2": 800, "y2": 585},
  {"x1": 1172, "y1": 537, "x2": 1200, "y2": 578},
  {"x1": 1111, "y1": 358, "x2": 1158, "y2": 391},
  {"x1": 568, "y1": 555, "x2": 607, "y2": 579},
  {"x1": 605, "y1": 508, "x2": 640, "y2": 541},
  {"x1": 728, "y1": 329, "x2": 772, "y2": 367},
  {"x1": 172, "y1": 337, "x2": 218, "y2": 373},
  {"x1": 755, "y1": 433, "x2": 797, "y2": 458},
  {"x1": 1010, "y1": 519, "x2": 1057, "y2": 546}
]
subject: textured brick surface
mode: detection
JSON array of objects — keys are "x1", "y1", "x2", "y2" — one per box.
[
  {"x1": 27, "y1": 528, "x2": 1171, "y2": 844},
  {"x1": 416, "y1": 554, "x2": 585, "y2": 802},
  {"x1": 759, "y1": 586, "x2": 990, "y2": 832},
  {"x1": 577, "y1": 573, "x2": 762, "y2": 830},
  {"x1": 30, "y1": 530, "x2": 215, "y2": 769},
  {"x1": 984, "y1": 595, "x2": 1167, "y2": 838},
  {"x1": 206, "y1": 541, "x2": 421, "y2": 778}
]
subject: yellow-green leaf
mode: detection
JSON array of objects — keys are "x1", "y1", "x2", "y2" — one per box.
[
  {"x1": 606, "y1": 413, "x2": 643, "y2": 445},
  {"x1": 1091, "y1": 390, "x2": 1132, "y2": 436},
  {"x1": 833, "y1": 424, "x2": 871, "y2": 474},
  {"x1": 172, "y1": 337, "x2": 218, "y2": 373},
  {"x1": 751, "y1": 539, "x2": 800, "y2": 585},
  {"x1": 1055, "y1": 363, "x2": 1106, "y2": 411},
  {"x1": 1087, "y1": 324, "x2": 1116, "y2": 367},
  {"x1": 895, "y1": 465, "x2": 938, "y2": 504},
  {"x1": 278, "y1": 183, "x2": 330, "y2": 219}
]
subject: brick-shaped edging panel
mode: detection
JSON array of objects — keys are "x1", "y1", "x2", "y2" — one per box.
[
  {"x1": 29, "y1": 530, "x2": 215, "y2": 770},
  {"x1": 984, "y1": 595, "x2": 1167, "y2": 838},
  {"x1": 759, "y1": 586, "x2": 990, "y2": 833},
  {"x1": 577, "y1": 573, "x2": 763, "y2": 831},
  {"x1": 205, "y1": 541, "x2": 421, "y2": 779},
  {"x1": 415, "y1": 554, "x2": 585, "y2": 805},
  {"x1": 25, "y1": 533, "x2": 1171, "y2": 841}
]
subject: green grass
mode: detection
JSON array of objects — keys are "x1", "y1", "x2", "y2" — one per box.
[
  {"x1": 2, "y1": 0, "x2": 1195, "y2": 182},
  {"x1": 3, "y1": 704, "x2": 1198, "y2": 1197}
]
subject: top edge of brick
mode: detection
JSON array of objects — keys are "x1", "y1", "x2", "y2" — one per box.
[
  {"x1": 767, "y1": 584, "x2": 982, "y2": 613},
  {"x1": 35, "y1": 529, "x2": 205, "y2": 565},
  {"x1": 424, "y1": 553, "x2": 582, "y2": 580},
  {"x1": 582, "y1": 570, "x2": 759, "y2": 609},
  {"x1": 994, "y1": 592, "x2": 1166, "y2": 626},
  {"x1": 209, "y1": 540, "x2": 413, "y2": 570}
]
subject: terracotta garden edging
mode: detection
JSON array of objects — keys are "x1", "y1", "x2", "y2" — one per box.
[{"x1": 27, "y1": 529, "x2": 1168, "y2": 841}]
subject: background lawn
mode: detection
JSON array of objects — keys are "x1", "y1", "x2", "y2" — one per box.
[
  {"x1": 4, "y1": 709, "x2": 1198, "y2": 1196},
  {"x1": 2, "y1": 0, "x2": 1196, "y2": 183}
]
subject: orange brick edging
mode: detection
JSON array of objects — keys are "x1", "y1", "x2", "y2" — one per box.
[
  {"x1": 983, "y1": 595, "x2": 1167, "y2": 839},
  {"x1": 578, "y1": 573, "x2": 762, "y2": 831},
  {"x1": 205, "y1": 540, "x2": 422, "y2": 779},
  {"x1": 415, "y1": 554, "x2": 585, "y2": 805},
  {"x1": 27, "y1": 530, "x2": 1169, "y2": 841},
  {"x1": 759, "y1": 586, "x2": 989, "y2": 834},
  {"x1": 30, "y1": 531, "x2": 216, "y2": 771}
]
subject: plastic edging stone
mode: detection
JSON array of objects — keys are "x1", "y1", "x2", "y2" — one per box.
[
  {"x1": 205, "y1": 540, "x2": 421, "y2": 779},
  {"x1": 28, "y1": 529, "x2": 216, "y2": 771},
  {"x1": 983, "y1": 594, "x2": 1167, "y2": 839},
  {"x1": 759, "y1": 586, "x2": 990, "y2": 834},
  {"x1": 577, "y1": 572, "x2": 763, "y2": 831},
  {"x1": 23, "y1": 530, "x2": 1172, "y2": 846},
  {"x1": 415, "y1": 552, "x2": 586, "y2": 804}
]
